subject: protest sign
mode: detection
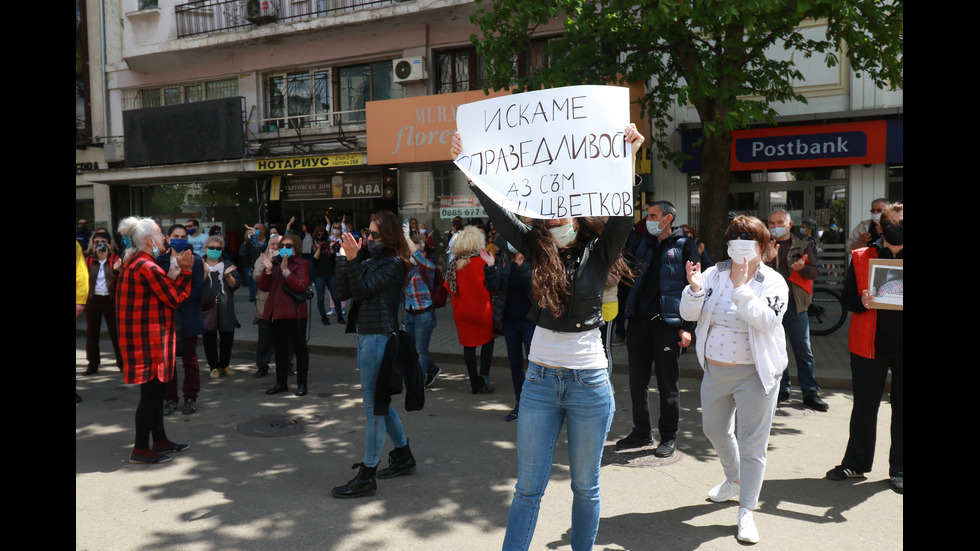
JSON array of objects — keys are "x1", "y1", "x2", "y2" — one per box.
[{"x1": 453, "y1": 85, "x2": 633, "y2": 219}]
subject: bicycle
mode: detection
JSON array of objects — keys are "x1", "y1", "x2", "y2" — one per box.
[{"x1": 808, "y1": 286, "x2": 847, "y2": 336}]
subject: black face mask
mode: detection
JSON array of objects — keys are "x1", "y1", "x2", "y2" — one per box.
[{"x1": 880, "y1": 218, "x2": 903, "y2": 246}]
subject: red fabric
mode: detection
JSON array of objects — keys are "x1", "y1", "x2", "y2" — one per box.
[
  {"x1": 259, "y1": 256, "x2": 310, "y2": 320},
  {"x1": 115, "y1": 252, "x2": 191, "y2": 385},
  {"x1": 787, "y1": 254, "x2": 814, "y2": 295},
  {"x1": 445, "y1": 257, "x2": 494, "y2": 347},
  {"x1": 848, "y1": 246, "x2": 878, "y2": 359}
]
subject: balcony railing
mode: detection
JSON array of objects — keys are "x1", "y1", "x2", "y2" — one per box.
[{"x1": 176, "y1": 0, "x2": 403, "y2": 38}]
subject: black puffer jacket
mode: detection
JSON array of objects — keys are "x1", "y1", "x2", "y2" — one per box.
[{"x1": 336, "y1": 251, "x2": 405, "y2": 335}]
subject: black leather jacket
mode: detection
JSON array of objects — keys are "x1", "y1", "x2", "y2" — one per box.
[
  {"x1": 336, "y1": 251, "x2": 405, "y2": 335},
  {"x1": 473, "y1": 184, "x2": 632, "y2": 333}
]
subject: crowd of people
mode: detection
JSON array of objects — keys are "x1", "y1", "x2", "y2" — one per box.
[{"x1": 76, "y1": 129, "x2": 902, "y2": 547}]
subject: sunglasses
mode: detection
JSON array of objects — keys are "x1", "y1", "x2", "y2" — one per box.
[
  {"x1": 727, "y1": 232, "x2": 756, "y2": 241},
  {"x1": 206, "y1": 246, "x2": 222, "y2": 251},
  {"x1": 366, "y1": 231, "x2": 382, "y2": 240},
  {"x1": 280, "y1": 243, "x2": 294, "y2": 249}
]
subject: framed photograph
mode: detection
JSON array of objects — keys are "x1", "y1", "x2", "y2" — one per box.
[{"x1": 868, "y1": 258, "x2": 903, "y2": 310}]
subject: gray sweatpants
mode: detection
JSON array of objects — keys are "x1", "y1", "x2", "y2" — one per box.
[{"x1": 701, "y1": 362, "x2": 778, "y2": 509}]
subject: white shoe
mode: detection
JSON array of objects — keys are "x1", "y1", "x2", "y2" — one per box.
[
  {"x1": 708, "y1": 480, "x2": 740, "y2": 502},
  {"x1": 736, "y1": 508, "x2": 759, "y2": 544}
]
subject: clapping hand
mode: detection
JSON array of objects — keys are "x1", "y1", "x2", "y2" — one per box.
[
  {"x1": 340, "y1": 231, "x2": 361, "y2": 258},
  {"x1": 260, "y1": 250, "x2": 274, "y2": 272},
  {"x1": 478, "y1": 248, "x2": 495, "y2": 266}
]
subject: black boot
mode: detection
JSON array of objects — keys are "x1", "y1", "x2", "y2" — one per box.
[
  {"x1": 331, "y1": 463, "x2": 377, "y2": 498},
  {"x1": 337, "y1": 313, "x2": 346, "y2": 324},
  {"x1": 377, "y1": 442, "x2": 417, "y2": 479}
]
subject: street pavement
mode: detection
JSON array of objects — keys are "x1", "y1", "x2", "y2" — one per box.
[{"x1": 76, "y1": 294, "x2": 901, "y2": 551}]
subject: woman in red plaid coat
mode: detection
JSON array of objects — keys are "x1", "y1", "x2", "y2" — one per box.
[{"x1": 116, "y1": 217, "x2": 194, "y2": 465}]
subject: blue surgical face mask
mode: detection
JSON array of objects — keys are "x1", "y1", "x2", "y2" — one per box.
[
  {"x1": 122, "y1": 235, "x2": 132, "y2": 249},
  {"x1": 646, "y1": 220, "x2": 664, "y2": 236},
  {"x1": 169, "y1": 238, "x2": 189, "y2": 252},
  {"x1": 152, "y1": 245, "x2": 161, "y2": 257},
  {"x1": 507, "y1": 241, "x2": 517, "y2": 254},
  {"x1": 279, "y1": 247, "x2": 293, "y2": 258},
  {"x1": 187, "y1": 227, "x2": 197, "y2": 235}
]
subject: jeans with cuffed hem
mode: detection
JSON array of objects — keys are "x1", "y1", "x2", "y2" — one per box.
[
  {"x1": 357, "y1": 333, "x2": 408, "y2": 468},
  {"x1": 502, "y1": 362, "x2": 614, "y2": 551},
  {"x1": 780, "y1": 300, "x2": 819, "y2": 395}
]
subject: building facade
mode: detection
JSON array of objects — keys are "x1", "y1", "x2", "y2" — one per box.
[{"x1": 76, "y1": 1, "x2": 902, "y2": 256}]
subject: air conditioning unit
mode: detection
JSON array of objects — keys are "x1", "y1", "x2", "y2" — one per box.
[
  {"x1": 393, "y1": 57, "x2": 426, "y2": 84},
  {"x1": 245, "y1": 0, "x2": 278, "y2": 25},
  {"x1": 105, "y1": 142, "x2": 125, "y2": 162}
]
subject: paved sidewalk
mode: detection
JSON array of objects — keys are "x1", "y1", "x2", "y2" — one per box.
[{"x1": 77, "y1": 308, "x2": 901, "y2": 551}]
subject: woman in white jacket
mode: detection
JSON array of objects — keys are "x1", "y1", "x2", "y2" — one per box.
[{"x1": 680, "y1": 215, "x2": 788, "y2": 544}]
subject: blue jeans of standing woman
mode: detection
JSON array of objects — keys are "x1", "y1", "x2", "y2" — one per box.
[
  {"x1": 502, "y1": 362, "x2": 615, "y2": 551},
  {"x1": 313, "y1": 274, "x2": 340, "y2": 317},
  {"x1": 404, "y1": 309, "x2": 436, "y2": 378},
  {"x1": 357, "y1": 333, "x2": 408, "y2": 467}
]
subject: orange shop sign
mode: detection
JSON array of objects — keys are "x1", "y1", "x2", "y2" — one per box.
[{"x1": 366, "y1": 89, "x2": 509, "y2": 165}]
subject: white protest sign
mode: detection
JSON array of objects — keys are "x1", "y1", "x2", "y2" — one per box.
[{"x1": 453, "y1": 85, "x2": 633, "y2": 219}]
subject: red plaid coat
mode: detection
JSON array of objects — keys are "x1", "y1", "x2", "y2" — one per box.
[{"x1": 115, "y1": 252, "x2": 191, "y2": 384}]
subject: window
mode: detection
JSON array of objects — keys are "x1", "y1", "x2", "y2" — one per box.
[
  {"x1": 138, "y1": 0, "x2": 158, "y2": 10},
  {"x1": 338, "y1": 61, "x2": 400, "y2": 123},
  {"x1": 123, "y1": 78, "x2": 237, "y2": 110},
  {"x1": 436, "y1": 48, "x2": 485, "y2": 94},
  {"x1": 266, "y1": 68, "x2": 332, "y2": 128}
]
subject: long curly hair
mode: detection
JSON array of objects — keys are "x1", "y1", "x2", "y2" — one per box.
[{"x1": 526, "y1": 217, "x2": 634, "y2": 319}]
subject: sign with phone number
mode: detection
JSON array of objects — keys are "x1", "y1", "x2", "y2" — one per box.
[{"x1": 440, "y1": 207, "x2": 487, "y2": 219}]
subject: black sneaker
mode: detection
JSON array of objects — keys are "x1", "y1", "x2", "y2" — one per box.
[
  {"x1": 654, "y1": 438, "x2": 676, "y2": 458},
  {"x1": 424, "y1": 367, "x2": 441, "y2": 388},
  {"x1": 826, "y1": 465, "x2": 865, "y2": 481},
  {"x1": 616, "y1": 431, "x2": 653, "y2": 450},
  {"x1": 182, "y1": 398, "x2": 197, "y2": 415},
  {"x1": 163, "y1": 400, "x2": 178, "y2": 416}
]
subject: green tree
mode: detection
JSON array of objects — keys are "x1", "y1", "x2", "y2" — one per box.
[{"x1": 472, "y1": 0, "x2": 903, "y2": 260}]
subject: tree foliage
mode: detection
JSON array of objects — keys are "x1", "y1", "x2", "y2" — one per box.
[
  {"x1": 473, "y1": 0, "x2": 901, "y2": 162},
  {"x1": 471, "y1": 0, "x2": 902, "y2": 257}
]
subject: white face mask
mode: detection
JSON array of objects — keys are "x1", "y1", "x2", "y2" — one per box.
[
  {"x1": 646, "y1": 220, "x2": 664, "y2": 237},
  {"x1": 549, "y1": 222, "x2": 577, "y2": 248},
  {"x1": 871, "y1": 212, "x2": 882, "y2": 223},
  {"x1": 727, "y1": 239, "x2": 759, "y2": 263}
]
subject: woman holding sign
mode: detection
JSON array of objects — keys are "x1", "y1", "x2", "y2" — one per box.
[{"x1": 451, "y1": 124, "x2": 642, "y2": 551}]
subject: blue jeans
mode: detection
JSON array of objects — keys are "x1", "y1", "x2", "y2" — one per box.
[
  {"x1": 313, "y1": 274, "x2": 339, "y2": 317},
  {"x1": 502, "y1": 319, "x2": 535, "y2": 403},
  {"x1": 357, "y1": 333, "x2": 408, "y2": 467},
  {"x1": 781, "y1": 301, "x2": 819, "y2": 394},
  {"x1": 404, "y1": 310, "x2": 436, "y2": 378},
  {"x1": 503, "y1": 363, "x2": 615, "y2": 551}
]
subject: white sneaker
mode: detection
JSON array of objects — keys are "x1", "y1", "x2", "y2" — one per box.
[
  {"x1": 708, "y1": 480, "x2": 740, "y2": 502},
  {"x1": 736, "y1": 508, "x2": 759, "y2": 544}
]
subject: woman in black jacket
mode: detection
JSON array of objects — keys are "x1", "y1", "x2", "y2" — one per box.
[
  {"x1": 201, "y1": 235, "x2": 241, "y2": 378},
  {"x1": 452, "y1": 125, "x2": 641, "y2": 551},
  {"x1": 331, "y1": 210, "x2": 417, "y2": 499}
]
